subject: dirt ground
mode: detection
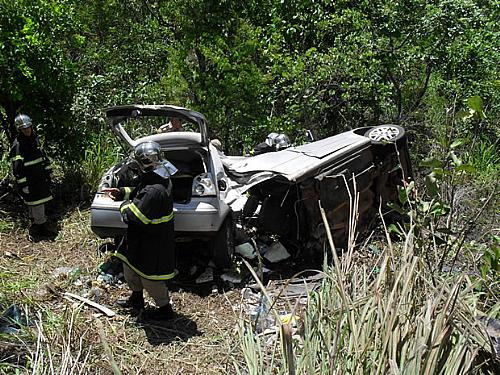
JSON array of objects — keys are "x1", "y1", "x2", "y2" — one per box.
[
  {"x1": 0, "y1": 200, "x2": 255, "y2": 374},
  {"x1": 0, "y1": 194, "x2": 317, "y2": 374}
]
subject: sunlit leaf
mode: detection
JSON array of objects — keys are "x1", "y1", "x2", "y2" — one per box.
[
  {"x1": 425, "y1": 174, "x2": 439, "y2": 197},
  {"x1": 467, "y1": 96, "x2": 486, "y2": 119},
  {"x1": 420, "y1": 158, "x2": 442, "y2": 168}
]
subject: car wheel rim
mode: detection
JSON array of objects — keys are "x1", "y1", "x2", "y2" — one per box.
[{"x1": 369, "y1": 126, "x2": 401, "y2": 142}]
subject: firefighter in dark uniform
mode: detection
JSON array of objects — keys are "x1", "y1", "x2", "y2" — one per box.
[
  {"x1": 105, "y1": 141, "x2": 176, "y2": 320},
  {"x1": 9, "y1": 114, "x2": 54, "y2": 237}
]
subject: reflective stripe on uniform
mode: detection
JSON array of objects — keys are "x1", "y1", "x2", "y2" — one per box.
[
  {"x1": 120, "y1": 202, "x2": 173, "y2": 225},
  {"x1": 123, "y1": 187, "x2": 132, "y2": 201},
  {"x1": 17, "y1": 177, "x2": 27, "y2": 183},
  {"x1": 12, "y1": 155, "x2": 24, "y2": 161},
  {"x1": 25, "y1": 195, "x2": 53, "y2": 206},
  {"x1": 24, "y1": 157, "x2": 44, "y2": 166},
  {"x1": 113, "y1": 252, "x2": 177, "y2": 281}
]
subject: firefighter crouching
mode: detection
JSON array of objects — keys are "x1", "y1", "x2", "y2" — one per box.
[
  {"x1": 105, "y1": 141, "x2": 177, "y2": 320},
  {"x1": 9, "y1": 114, "x2": 56, "y2": 238}
]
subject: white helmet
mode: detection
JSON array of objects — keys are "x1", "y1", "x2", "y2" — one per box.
[
  {"x1": 134, "y1": 141, "x2": 162, "y2": 172},
  {"x1": 15, "y1": 114, "x2": 33, "y2": 129},
  {"x1": 274, "y1": 133, "x2": 291, "y2": 150},
  {"x1": 265, "y1": 132, "x2": 279, "y2": 147}
]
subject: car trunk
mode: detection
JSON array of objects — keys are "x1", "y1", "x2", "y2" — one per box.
[
  {"x1": 107, "y1": 149, "x2": 207, "y2": 204},
  {"x1": 164, "y1": 149, "x2": 207, "y2": 204}
]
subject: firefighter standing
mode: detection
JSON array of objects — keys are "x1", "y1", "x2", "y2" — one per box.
[
  {"x1": 105, "y1": 141, "x2": 177, "y2": 320},
  {"x1": 9, "y1": 114, "x2": 54, "y2": 237}
]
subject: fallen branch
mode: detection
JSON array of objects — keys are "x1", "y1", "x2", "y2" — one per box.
[{"x1": 63, "y1": 292, "x2": 116, "y2": 317}]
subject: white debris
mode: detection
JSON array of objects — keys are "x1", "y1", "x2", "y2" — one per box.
[
  {"x1": 196, "y1": 267, "x2": 214, "y2": 284},
  {"x1": 221, "y1": 271, "x2": 242, "y2": 284},
  {"x1": 241, "y1": 287, "x2": 254, "y2": 300},
  {"x1": 263, "y1": 241, "x2": 290, "y2": 263},
  {"x1": 235, "y1": 242, "x2": 256, "y2": 259}
]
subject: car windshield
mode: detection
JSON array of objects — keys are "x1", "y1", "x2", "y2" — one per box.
[{"x1": 119, "y1": 116, "x2": 200, "y2": 140}]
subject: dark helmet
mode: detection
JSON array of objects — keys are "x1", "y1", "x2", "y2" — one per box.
[
  {"x1": 134, "y1": 141, "x2": 162, "y2": 172},
  {"x1": 15, "y1": 114, "x2": 33, "y2": 129}
]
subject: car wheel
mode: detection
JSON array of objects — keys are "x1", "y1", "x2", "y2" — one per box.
[
  {"x1": 364, "y1": 125, "x2": 405, "y2": 144},
  {"x1": 211, "y1": 216, "x2": 235, "y2": 269}
]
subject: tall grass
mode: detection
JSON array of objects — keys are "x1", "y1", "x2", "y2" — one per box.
[
  {"x1": 236, "y1": 200, "x2": 499, "y2": 374},
  {"x1": 466, "y1": 139, "x2": 500, "y2": 183},
  {"x1": 74, "y1": 134, "x2": 122, "y2": 199}
]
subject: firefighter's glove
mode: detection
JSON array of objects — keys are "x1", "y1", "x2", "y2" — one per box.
[{"x1": 22, "y1": 186, "x2": 29, "y2": 194}]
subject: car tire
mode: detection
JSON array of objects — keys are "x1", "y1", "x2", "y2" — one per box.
[
  {"x1": 211, "y1": 216, "x2": 235, "y2": 269},
  {"x1": 364, "y1": 124, "x2": 406, "y2": 145}
]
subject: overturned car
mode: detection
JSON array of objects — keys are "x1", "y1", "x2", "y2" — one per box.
[{"x1": 90, "y1": 104, "x2": 412, "y2": 267}]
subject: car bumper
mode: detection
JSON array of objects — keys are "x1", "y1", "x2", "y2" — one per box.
[{"x1": 90, "y1": 194, "x2": 229, "y2": 238}]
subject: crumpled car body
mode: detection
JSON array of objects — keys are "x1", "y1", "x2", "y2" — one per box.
[
  {"x1": 90, "y1": 104, "x2": 412, "y2": 266},
  {"x1": 222, "y1": 124, "x2": 412, "y2": 254}
]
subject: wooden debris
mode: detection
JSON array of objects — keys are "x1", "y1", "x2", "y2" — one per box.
[{"x1": 64, "y1": 292, "x2": 116, "y2": 317}]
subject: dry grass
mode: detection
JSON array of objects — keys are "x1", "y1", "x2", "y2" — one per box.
[
  {"x1": 234, "y1": 200, "x2": 499, "y2": 374},
  {"x1": 0, "y1": 208, "x2": 244, "y2": 374}
]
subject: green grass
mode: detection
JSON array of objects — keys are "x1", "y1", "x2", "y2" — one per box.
[
  {"x1": 236, "y1": 207, "x2": 499, "y2": 374},
  {"x1": 76, "y1": 134, "x2": 122, "y2": 198},
  {"x1": 466, "y1": 139, "x2": 500, "y2": 183}
]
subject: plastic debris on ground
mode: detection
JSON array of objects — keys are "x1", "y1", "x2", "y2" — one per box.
[
  {"x1": 235, "y1": 242, "x2": 257, "y2": 259},
  {"x1": 196, "y1": 267, "x2": 214, "y2": 284},
  {"x1": 51, "y1": 266, "x2": 81, "y2": 279},
  {"x1": 96, "y1": 258, "x2": 124, "y2": 286},
  {"x1": 263, "y1": 241, "x2": 290, "y2": 263},
  {"x1": 280, "y1": 313, "x2": 300, "y2": 325},
  {"x1": 0, "y1": 304, "x2": 30, "y2": 334},
  {"x1": 220, "y1": 270, "x2": 243, "y2": 284},
  {"x1": 250, "y1": 296, "x2": 275, "y2": 334}
]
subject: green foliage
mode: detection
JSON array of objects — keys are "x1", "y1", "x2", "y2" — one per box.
[
  {"x1": 0, "y1": 0, "x2": 82, "y2": 150},
  {"x1": 64, "y1": 133, "x2": 121, "y2": 200},
  {"x1": 465, "y1": 139, "x2": 500, "y2": 182},
  {"x1": 479, "y1": 235, "x2": 500, "y2": 279},
  {"x1": 388, "y1": 96, "x2": 498, "y2": 279},
  {"x1": 3, "y1": 0, "x2": 497, "y2": 161}
]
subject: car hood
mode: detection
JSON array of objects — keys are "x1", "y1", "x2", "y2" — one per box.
[
  {"x1": 223, "y1": 131, "x2": 371, "y2": 189},
  {"x1": 105, "y1": 104, "x2": 209, "y2": 149}
]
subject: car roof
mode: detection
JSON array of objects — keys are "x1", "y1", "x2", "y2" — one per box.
[{"x1": 224, "y1": 131, "x2": 371, "y2": 183}]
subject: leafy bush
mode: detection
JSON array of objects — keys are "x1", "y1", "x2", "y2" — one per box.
[{"x1": 61, "y1": 133, "x2": 122, "y2": 201}]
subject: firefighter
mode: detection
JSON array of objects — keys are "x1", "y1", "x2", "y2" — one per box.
[
  {"x1": 105, "y1": 141, "x2": 177, "y2": 320},
  {"x1": 253, "y1": 132, "x2": 291, "y2": 155},
  {"x1": 9, "y1": 114, "x2": 55, "y2": 237}
]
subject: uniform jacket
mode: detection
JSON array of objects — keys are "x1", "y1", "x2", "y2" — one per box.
[
  {"x1": 115, "y1": 171, "x2": 176, "y2": 281},
  {"x1": 9, "y1": 132, "x2": 53, "y2": 206}
]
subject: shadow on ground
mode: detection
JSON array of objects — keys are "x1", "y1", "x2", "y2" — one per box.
[
  {"x1": 139, "y1": 313, "x2": 202, "y2": 346},
  {"x1": 0, "y1": 177, "x2": 92, "y2": 234}
]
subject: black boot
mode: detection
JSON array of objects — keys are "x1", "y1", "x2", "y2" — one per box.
[
  {"x1": 116, "y1": 291, "x2": 144, "y2": 309},
  {"x1": 147, "y1": 303, "x2": 175, "y2": 320}
]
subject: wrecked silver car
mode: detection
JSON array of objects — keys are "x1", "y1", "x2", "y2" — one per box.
[
  {"x1": 222, "y1": 124, "x2": 412, "y2": 256},
  {"x1": 90, "y1": 104, "x2": 411, "y2": 266},
  {"x1": 91, "y1": 105, "x2": 237, "y2": 267}
]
